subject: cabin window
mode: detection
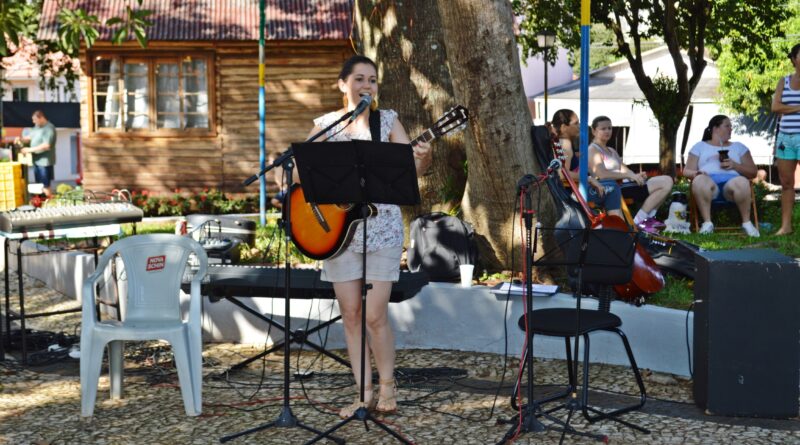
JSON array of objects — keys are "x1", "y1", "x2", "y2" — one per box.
[{"x1": 91, "y1": 54, "x2": 212, "y2": 134}]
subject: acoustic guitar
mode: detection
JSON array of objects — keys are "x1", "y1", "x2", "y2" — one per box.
[{"x1": 287, "y1": 105, "x2": 470, "y2": 260}]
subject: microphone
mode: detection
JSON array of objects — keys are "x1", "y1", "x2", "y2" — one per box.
[{"x1": 349, "y1": 95, "x2": 372, "y2": 121}]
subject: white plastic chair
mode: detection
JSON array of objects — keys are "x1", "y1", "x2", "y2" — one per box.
[{"x1": 80, "y1": 234, "x2": 208, "y2": 417}]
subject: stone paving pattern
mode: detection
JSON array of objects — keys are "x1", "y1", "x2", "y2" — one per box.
[{"x1": 1, "y1": 273, "x2": 799, "y2": 444}]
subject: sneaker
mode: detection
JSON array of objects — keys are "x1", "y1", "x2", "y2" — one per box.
[
  {"x1": 742, "y1": 221, "x2": 760, "y2": 238},
  {"x1": 637, "y1": 217, "x2": 665, "y2": 234},
  {"x1": 699, "y1": 221, "x2": 714, "y2": 234}
]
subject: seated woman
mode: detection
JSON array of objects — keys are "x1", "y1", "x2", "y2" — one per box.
[
  {"x1": 550, "y1": 109, "x2": 623, "y2": 218},
  {"x1": 588, "y1": 116, "x2": 674, "y2": 234},
  {"x1": 683, "y1": 115, "x2": 760, "y2": 237}
]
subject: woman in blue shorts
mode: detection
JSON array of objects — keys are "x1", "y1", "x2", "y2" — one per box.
[
  {"x1": 771, "y1": 43, "x2": 800, "y2": 235},
  {"x1": 684, "y1": 115, "x2": 760, "y2": 237}
]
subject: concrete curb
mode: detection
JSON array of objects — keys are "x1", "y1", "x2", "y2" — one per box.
[{"x1": 4, "y1": 243, "x2": 694, "y2": 376}]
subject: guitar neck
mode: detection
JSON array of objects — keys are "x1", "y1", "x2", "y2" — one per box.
[{"x1": 411, "y1": 129, "x2": 436, "y2": 146}]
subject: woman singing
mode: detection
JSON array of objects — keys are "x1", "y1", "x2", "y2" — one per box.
[{"x1": 307, "y1": 55, "x2": 432, "y2": 418}]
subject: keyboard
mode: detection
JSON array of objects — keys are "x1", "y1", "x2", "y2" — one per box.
[{"x1": 197, "y1": 265, "x2": 428, "y2": 303}]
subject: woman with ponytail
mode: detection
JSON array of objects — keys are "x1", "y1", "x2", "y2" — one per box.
[{"x1": 683, "y1": 115, "x2": 759, "y2": 236}]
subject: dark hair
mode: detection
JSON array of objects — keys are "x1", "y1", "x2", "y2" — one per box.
[
  {"x1": 702, "y1": 114, "x2": 729, "y2": 142},
  {"x1": 32, "y1": 110, "x2": 46, "y2": 119},
  {"x1": 338, "y1": 55, "x2": 377, "y2": 81},
  {"x1": 789, "y1": 43, "x2": 800, "y2": 61},
  {"x1": 591, "y1": 115, "x2": 611, "y2": 129},
  {"x1": 550, "y1": 109, "x2": 575, "y2": 137}
]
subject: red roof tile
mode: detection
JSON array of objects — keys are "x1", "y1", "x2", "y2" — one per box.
[{"x1": 38, "y1": 0, "x2": 353, "y2": 42}]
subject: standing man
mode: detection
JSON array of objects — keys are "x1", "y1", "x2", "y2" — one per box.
[{"x1": 16, "y1": 110, "x2": 57, "y2": 197}]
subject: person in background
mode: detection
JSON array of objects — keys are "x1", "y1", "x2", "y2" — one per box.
[
  {"x1": 15, "y1": 110, "x2": 57, "y2": 197},
  {"x1": 307, "y1": 55, "x2": 432, "y2": 418},
  {"x1": 683, "y1": 115, "x2": 760, "y2": 237},
  {"x1": 770, "y1": 42, "x2": 800, "y2": 236},
  {"x1": 588, "y1": 115, "x2": 674, "y2": 234},
  {"x1": 549, "y1": 109, "x2": 623, "y2": 217}
]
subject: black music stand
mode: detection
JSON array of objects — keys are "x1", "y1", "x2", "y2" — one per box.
[
  {"x1": 498, "y1": 224, "x2": 642, "y2": 444},
  {"x1": 221, "y1": 133, "x2": 352, "y2": 444},
  {"x1": 292, "y1": 139, "x2": 419, "y2": 445}
]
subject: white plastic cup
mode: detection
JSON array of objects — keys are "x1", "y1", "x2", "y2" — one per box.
[{"x1": 459, "y1": 264, "x2": 474, "y2": 288}]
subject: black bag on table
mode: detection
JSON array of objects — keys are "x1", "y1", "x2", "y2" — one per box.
[{"x1": 407, "y1": 212, "x2": 479, "y2": 282}]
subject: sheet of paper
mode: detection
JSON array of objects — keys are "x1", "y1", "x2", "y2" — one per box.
[{"x1": 490, "y1": 282, "x2": 558, "y2": 296}]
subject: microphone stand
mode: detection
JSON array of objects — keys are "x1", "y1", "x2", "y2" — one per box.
[
  {"x1": 219, "y1": 110, "x2": 353, "y2": 444},
  {"x1": 241, "y1": 109, "x2": 357, "y2": 187}
]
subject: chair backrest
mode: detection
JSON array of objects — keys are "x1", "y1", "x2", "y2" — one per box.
[{"x1": 101, "y1": 234, "x2": 207, "y2": 323}]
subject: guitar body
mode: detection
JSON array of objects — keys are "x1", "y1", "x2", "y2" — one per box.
[
  {"x1": 599, "y1": 215, "x2": 665, "y2": 303},
  {"x1": 286, "y1": 105, "x2": 469, "y2": 261},
  {"x1": 286, "y1": 184, "x2": 376, "y2": 260}
]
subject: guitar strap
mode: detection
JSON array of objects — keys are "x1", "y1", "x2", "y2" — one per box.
[{"x1": 369, "y1": 109, "x2": 381, "y2": 142}]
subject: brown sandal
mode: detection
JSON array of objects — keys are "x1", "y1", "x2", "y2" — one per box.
[
  {"x1": 338, "y1": 385, "x2": 376, "y2": 419},
  {"x1": 376, "y1": 379, "x2": 398, "y2": 414}
]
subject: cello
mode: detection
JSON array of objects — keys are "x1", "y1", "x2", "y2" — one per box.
[{"x1": 533, "y1": 126, "x2": 664, "y2": 305}]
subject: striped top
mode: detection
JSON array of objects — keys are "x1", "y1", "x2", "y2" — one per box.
[{"x1": 780, "y1": 75, "x2": 800, "y2": 134}]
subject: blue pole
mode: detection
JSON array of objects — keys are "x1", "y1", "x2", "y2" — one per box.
[
  {"x1": 579, "y1": 3, "x2": 590, "y2": 198},
  {"x1": 258, "y1": 0, "x2": 266, "y2": 225}
]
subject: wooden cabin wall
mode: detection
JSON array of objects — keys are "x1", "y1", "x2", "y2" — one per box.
[
  {"x1": 78, "y1": 41, "x2": 352, "y2": 196},
  {"x1": 219, "y1": 42, "x2": 351, "y2": 193}
]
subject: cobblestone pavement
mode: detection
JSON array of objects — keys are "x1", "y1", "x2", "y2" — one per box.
[{"x1": 1, "y1": 274, "x2": 799, "y2": 445}]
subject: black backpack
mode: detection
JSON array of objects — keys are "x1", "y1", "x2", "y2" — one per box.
[{"x1": 407, "y1": 212, "x2": 479, "y2": 282}]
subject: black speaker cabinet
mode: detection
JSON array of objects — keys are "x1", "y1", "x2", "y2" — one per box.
[{"x1": 693, "y1": 248, "x2": 800, "y2": 417}]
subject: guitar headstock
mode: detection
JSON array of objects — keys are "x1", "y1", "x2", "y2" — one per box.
[{"x1": 430, "y1": 105, "x2": 469, "y2": 139}]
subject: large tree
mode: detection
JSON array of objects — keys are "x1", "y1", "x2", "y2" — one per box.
[
  {"x1": 353, "y1": 0, "x2": 548, "y2": 269},
  {"x1": 514, "y1": 0, "x2": 788, "y2": 176},
  {"x1": 717, "y1": 0, "x2": 800, "y2": 118}
]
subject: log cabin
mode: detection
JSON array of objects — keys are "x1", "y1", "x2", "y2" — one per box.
[{"x1": 38, "y1": 0, "x2": 354, "y2": 195}]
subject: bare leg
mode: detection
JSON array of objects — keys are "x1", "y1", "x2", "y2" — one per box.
[
  {"x1": 334, "y1": 279, "x2": 375, "y2": 417},
  {"x1": 361, "y1": 281, "x2": 398, "y2": 413},
  {"x1": 723, "y1": 176, "x2": 753, "y2": 223},
  {"x1": 776, "y1": 159, "x2": 797, "y2": 235},
  {"x1": 691, "y1": 175, "x2": 716, "y2": 223},
  {"x1": 641, "y1": 175, "x2": 674, "y2": 214}
]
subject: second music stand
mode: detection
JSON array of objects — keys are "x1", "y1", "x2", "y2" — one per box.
[{"x1": 293, "y1": 139, "x2": 420, "y2": 445}]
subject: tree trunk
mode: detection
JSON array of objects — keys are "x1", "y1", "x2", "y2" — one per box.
[
  {"x1": 436, "y1": 0, "x2": 545, "y2": 270},
  {"x1": 353, "y1": 0, "x2": 467, "y2": 214},
  {"x1": 659, "y1": 123, "x2": 679, "y2": 176}
]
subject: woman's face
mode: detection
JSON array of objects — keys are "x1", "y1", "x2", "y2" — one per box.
[
  {"x1": 561, "y1": 113, "x2": 580, "y2": 139},
  {"x1": 714, "y1": 118, "x2": 733, "y2": 142},
  {"x1": 338, "y1": 63, "x2": 378, "y2": 110},
  {"x1": 593, "y1": 120, "x2": 613, "y2": 144}
]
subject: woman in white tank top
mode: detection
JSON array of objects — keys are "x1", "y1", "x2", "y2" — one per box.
[{"x1": 588, "y1": 116, "x2": 674, "y2": 234}]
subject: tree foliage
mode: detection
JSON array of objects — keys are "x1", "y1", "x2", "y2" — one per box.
[
  {"x1": 717, "y1": 1, "x2": 800, "y2": 118},
  {"x1": 0, "y1": 0, "x2": 152, "y2": 92},
  {"x1": 513, "y1": 0, "x2": 788, "y2": 174}
]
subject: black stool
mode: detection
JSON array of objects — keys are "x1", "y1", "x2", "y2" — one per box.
[
  {"x1": 513, "y1": 307, "x2": 647, "y2": 431},
  {"x1": 511, "y1": 227, "x2": 650, "y2": 434}
]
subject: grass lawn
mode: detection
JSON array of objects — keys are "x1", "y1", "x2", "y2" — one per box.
[{"x1": 646, "y1": 196, "x2": 800, "y2": 310}]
